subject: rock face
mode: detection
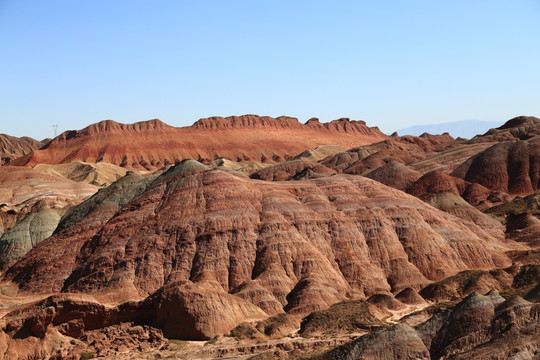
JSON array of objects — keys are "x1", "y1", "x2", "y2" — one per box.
[
  {"x1": 34, "y1": 161, "x2": 130, "y2": 186},
  {"x1": 325, "y1": 290, "x2": 540, "y2": 360},
  {"x1": 0, "y1": 134, "x2": 44, "y2": 165},
  {"x1": 325, "y1": 323, "x2": 431, "y2": 360},
  {"x1": 0, "y1": 166, "x2": 97, "y2": 211},
  {"x1": 470, "y1": 115, "x2": 540, "y2": 143},
  {"x1": 0, "y1": 166, "x2": 98, "y2": 241},
  {"x1": 417, "y1": 192, "x2": 505, "y2": 239},
  {"x1": 11, "y1": 116, "x2": 388, "y2": 170},
  {"x1": 0, "y1": 209, "x2": 61, "y2": 271},
  {"x1": 365, "y1": 161, "x2": 423, "y2": 191},
  {"x1": 452, "y1": 140, "x2": 540, "y2": 195},
  {"x1": 250, "y1": 160, "x2": 335, "y2": 181},
  {"x1": 1, "y1": 162, "x2": 515, "y2": 341},
  {"x1": 4, "y1": 171, "x2": 155, "y2": 296},
  {"x1": 321, "y1": 136, "x2": 440, "y2": 175},
  {"x1": 141, "y1": 281, "x2": 268, "y2": 339},
  {"x1": 298, "y1": 300, "x2": 385, "y2": 337}
]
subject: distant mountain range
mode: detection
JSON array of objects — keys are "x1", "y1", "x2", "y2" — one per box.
[{"x1": 396, "y1": 119, "x2": 504, "y2": 139}]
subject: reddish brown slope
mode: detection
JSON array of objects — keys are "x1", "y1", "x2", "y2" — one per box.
[
  {"x1": 11, "y1": 116, "x2": 387, "y2": 170},
  {"x1": 0, "y1": 134, "x2": 44, "y2": 165},
  {"x1": 469, "y1": 115, "x2": 540, "y2": 143},
  {"x1": 451, "y1": 140, "x2": 540, "y2": 195},
  {"x1": 4, "y1": 162, "x2": 512, "y2": 317},
  {"x1": 321, "y1": 133, "x2": 456, "y2": 175}
]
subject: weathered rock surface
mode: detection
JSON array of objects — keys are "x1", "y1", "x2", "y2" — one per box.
[
  {"x1": 11, "y1": 116, "x2": 387, "y2": 170},
  {"x1": 395, "y1": 287, "x2": 427, "y2": 305},
  {"x1": 4, "y1": 172, "x2": 154, "y2": 296},
  {"x1": 321, "y1": 290, "x2": 540, "y2": 360},
  {"x1": 364, "y1": 160, "x2": 423, "y2": 191},
  {"x1": 60, "y1": 165, "x2": 511, "y2": 304},
  {"x1": 0, "y1": 209, "x2": 61, "y2": 271},
  {"x1": 406, "y1": 170, "x2": 509, "y2": 208},
  {"x1": 469, "y1": 115, "x2": 540, "y2": 143},
  {"x1": 431, "y1": 293, "x2": 539, "y2": 359},
  {"x1": 34, "y1": 161, "x2": 130, "y2": 186},
  {"x1": 250, "y1": 159, "x2": 335, "y2": 181},
  {"x1": 321, "y1": 135, "x2": 441, "y2": 175},
  {"x1": 323, "y1": 323, "x2": 430, "y2": 360},
  {"x1": 0, "y1": 134, "x2": 44, "y2": 165},
  {"x1": 418, "y1": 269, "x2": 514, "y2": 303},
  {"x1": 0, "y1": 167, "x2": 97, "y2": 210},
  {"x1": 299, "y1": 300, "x2": 386, "y2": 337},
  {"x1": 0, "y1": 293, "x2": 169, "y2": 359},
  {"x1": 292, "y1": 145, "x2": 346, "y2": 162},
  {"x1": 141, "y1": 281, "x2": 268, "y2": 339},
  {"x1": 0, "y1": 162, "x2": 516, "y2": 344},
  {"x1": 418, "y1": 192, "x2": 505, "y2": 239},
  {"x1": 452, "y1": 140, "x2": 540, "y2": 195},
  {"x1": 0, "y1": 166, "x2": 98, "y2": 247}
]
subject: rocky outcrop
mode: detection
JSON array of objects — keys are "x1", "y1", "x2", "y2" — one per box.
[
  {"x1": 324, "y1": 323, "x2": 430, "y2": 360},
  {"x1": 405, "y1": 170, "x2": 509, "y2": 208},
  {"x1": 418, "y1": 269, "x2": 514, "y2": 303},
  {"x1": 0, "y1": 293, "x2": 168, "y2": 359},
  {"x1": 0, "y1": 134, "x2": 44, "y2": 165},
  {"x1": 395, "y1": 287, "x2": 427, "y2": 305},
  {"x1": 364, "y1": 161, "x2": 422, "y2": 191},
  {"x1": 451, "y1": 140, "x2": 540, "y2": 195},
  {"x1": 323, "y1": 290, "x2": 540, "y2": 360},
  {"x1": 141, "y1": 281, "x2": 268, "y2": 339},
  {"x1": 0, "y1": 209, "x2": 61, "y2": 271},
  {"x1": 34, "y1": 161, "x2": 129, "y2": 186},
  {"x1": 0, "y1": 166, "x2": 97, "y2": 241},
  {"x1": 321, "y1": 136, "x2": 437, "y2": 175},
  {"x1": 11, "y1": 116, "x2": 387, "y2": 170},
  {"x1": 0, "y1": 166, "x2": 97, "y2": 211},
  {"x1": 469, "y1": 115, "x2": 540, "y2": 143},
  {"x1": 1, "y1": 162, "x2": 515, "y2": 338},
  {"x1": 292, "y1": 145, "x2": 346, "y2": 162},
  {"x1": 250, "y1": 160, "x2": 335, "y2": 181},
  {"x1": 418, "y1": 192, "x2": 505, "y2": 239},
  {"x1": 299, "y1": 300, "x2": 386, "y2": 337},
  {"x1": 4, "y1": 172, "x2": 155, "y2": 296}
]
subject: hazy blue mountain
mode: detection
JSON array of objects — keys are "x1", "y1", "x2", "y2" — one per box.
[{"x1": 396, "y1": 120, "x2": 503, "y2": 139}]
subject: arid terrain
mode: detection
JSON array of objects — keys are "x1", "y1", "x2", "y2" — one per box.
[{"x1": 0, "y1": 115, "x2": 539, "y2": 359}]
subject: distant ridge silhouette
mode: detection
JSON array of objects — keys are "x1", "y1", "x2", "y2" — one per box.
[{"x1": 397, "y1": 119, "x2": 503, "y2": 138}]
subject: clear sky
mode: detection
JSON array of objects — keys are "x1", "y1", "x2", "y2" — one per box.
[{"x1": 1, "y1": 0, "x2": 539, "y2": 140}]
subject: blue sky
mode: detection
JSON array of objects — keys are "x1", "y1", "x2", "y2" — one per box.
[{"x1": 1, "y1": 0, "x2": 539, "y2": 140}]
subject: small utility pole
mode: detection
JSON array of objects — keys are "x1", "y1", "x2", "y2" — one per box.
[{"x1": 53, "y1": 124, "x2": 58, "y2": 137}]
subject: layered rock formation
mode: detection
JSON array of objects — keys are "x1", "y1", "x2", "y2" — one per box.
[
  {"x1": 0, "y1": 115, "x2": 539, "y2": 358},
  {"x1": 451, "y1": 140, "x2": 540, "y2": 195},
  {"x1": 364, "y1": 161, "x2": 423, "y2": 191},
  {"x1": 322, "y1": 290, "x2": 540, "y2": 360},
  {"x1": 34, "y1": 161, "x2": 129, "y2": 186},
  {"x1": 250, "y1": 159, "x2": 336, "y2": 181},
  {"x1": 0, "y1": 166, "x2": 98, "y2": 241},
  {"x1": 3, "y1": 172, "x2": 155, "y2": 296},
  {"x1": 0, "y1": 134, "x2": 44, "y2": 165},
  {"x1": 0, "y1": 209, "x2": 61, "y2": 271},
  {"x1": 1, "y1": 162, "x2": 516, "y2": 341},
  {"x1": 469, "y1": 115, "x2": 540, "y2": 143},
  {"x1": 11, "y1": 116, "x2": 387, "y2": 170},
  {"x1": 0, "y1": 167, "x2": 97, "y2": 211}
]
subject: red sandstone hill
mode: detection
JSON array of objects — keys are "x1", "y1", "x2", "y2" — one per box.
[
  {"x1": 321, "y1": 133, "x2": 458, "y2": 175},
  {"x1": 469, "y1": 115, "x2": 540, "y2": 143},
  {"x1": 10, "y1": 115, "x2": 387, "y2": 170},
  {"x1": 0, "y1": 134, "x2": 45, "y2": 165},
  {"x1": 1, "y1": 161, "x2": 517, "y2": 340},
  {"x1": 451, "y1": 139, "x2": 540, "y2": 195}
]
